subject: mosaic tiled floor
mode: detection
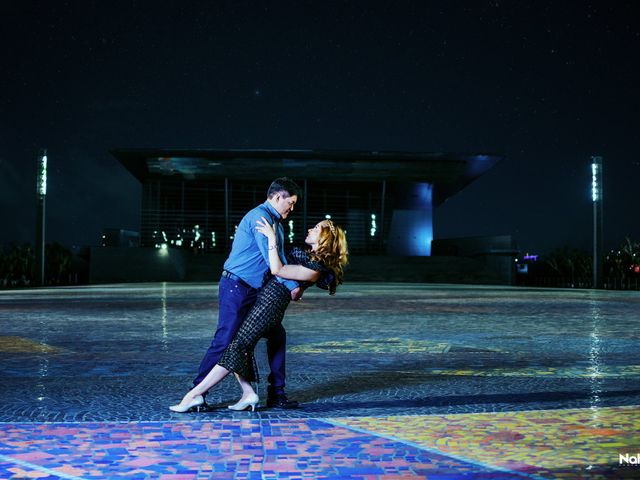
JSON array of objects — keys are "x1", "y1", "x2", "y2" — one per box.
[
  {"x1": 336, "y1": 406, "x2": 640, "y2": 479},
  {"x1": 1, "y1": 409, "x2": 638, "y2": 479},
  {"x1": 1, "y1": 282, "x2": 640, "y2": 478},
  {"x1": 0, "y1": 418, "x2": 535, "y2": 479}
]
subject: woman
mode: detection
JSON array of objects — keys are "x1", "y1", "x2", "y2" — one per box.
[{"x1": 169, "y1": 218, "x2": 348, "y2": 412}]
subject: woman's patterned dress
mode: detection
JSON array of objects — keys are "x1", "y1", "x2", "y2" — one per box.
[{"x1": 217, "y1": 247, "x2": 332, "y2": 381}]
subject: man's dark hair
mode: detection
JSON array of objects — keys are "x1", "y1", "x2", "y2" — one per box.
[{"x1": 267, "y1": 177, "x2": 302, "y2": 199}]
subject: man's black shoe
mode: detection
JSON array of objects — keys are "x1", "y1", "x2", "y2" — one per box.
[
  {"x1": 196, "y1": 401, "x2": 216, "y2": 412},
  {"x1": 267, "y1": 394, "x2": 299, "y2": 409}
]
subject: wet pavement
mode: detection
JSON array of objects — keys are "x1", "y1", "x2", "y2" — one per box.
[{"x1": 1, "y1": 282, "x2": 639, "y2": 478}]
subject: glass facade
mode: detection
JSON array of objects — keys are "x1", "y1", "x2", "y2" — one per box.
[{"x1": 141, "y1": 178, "x2": 390, "y2": 254}]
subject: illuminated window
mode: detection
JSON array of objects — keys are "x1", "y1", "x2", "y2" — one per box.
[{"x1": 288, "y1": 220, "x2": 294, "y2": 244}]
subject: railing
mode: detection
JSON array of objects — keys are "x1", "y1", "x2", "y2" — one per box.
[
  {"x1": 517, "y1": 276, "x2": 640, "y2": 290},
  {"x1": 604, "y1": 277, "x2": 640, "y2": 291}
]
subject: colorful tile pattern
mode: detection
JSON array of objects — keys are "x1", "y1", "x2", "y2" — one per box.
[
  {"x1": 0, "y1": 336, "x2": 62, "y2": 354},
  {"x1": 0, "y1": 419, "x2": 528, "y2": 479},
  {"x1": 289, "y1": 337, "x2": 454, "y2": 353},
  {"x1": 2, "y1": 410, "x2": 639, "y2": 478},
  {"x1": 423, "y1": 365, "x2": 640, "y2": 378},
  {"x1": 336, "y1": 406, "x2": 640, "y2": 479}
]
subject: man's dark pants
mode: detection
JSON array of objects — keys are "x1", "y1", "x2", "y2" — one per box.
[{"x1": 193, "y1": 276, "x2": 287, "y2": 395}]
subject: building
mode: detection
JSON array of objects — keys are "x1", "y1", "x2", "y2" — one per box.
[{"x1": 93, "y1": 148, "x2": 514, "y2": 284}]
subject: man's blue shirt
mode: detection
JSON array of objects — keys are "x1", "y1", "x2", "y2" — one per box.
[{"x1": 223, "y1": 201, "x2": 298, "y2": 291}]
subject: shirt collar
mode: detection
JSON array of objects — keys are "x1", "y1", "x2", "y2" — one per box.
[{"x1": 263, "y1": 200, "x2": 282, "y2": 222}]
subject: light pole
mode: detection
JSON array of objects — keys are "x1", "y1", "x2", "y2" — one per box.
[
  {"x1": 35, "y1": 149, "x2": 47, "y2": 286},
  {"x1": 591, "y1": 156, "x2": 603, "y2": 289}
]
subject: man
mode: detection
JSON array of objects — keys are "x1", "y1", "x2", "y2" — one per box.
[{"x1": 193, "y1": 177, "x2": 302, "y2": 409}]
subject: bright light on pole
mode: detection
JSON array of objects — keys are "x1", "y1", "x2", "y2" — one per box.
[
  {"x1": 37, "y1": 152, "x2": 48, "y2": 196},
  {"x1": 591, "y1": 162, "x2": 600, "y2": 202},
  {"x1": 591, "y1": 156, "x2": 603, "y2": 289},
  {"x1": 35, "y1": 149, "x2": 48, "y2": 286}
]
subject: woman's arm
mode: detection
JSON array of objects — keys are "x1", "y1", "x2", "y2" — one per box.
[
  {"x1": 274, "y1": 264, "x2": 320, "y2": 282},
  {"x1": 255, "y1": 217, "x2": 284, "y2": 274},
  {"x1": 256, "y1": 218, "x2": 320, "y2": 282}
]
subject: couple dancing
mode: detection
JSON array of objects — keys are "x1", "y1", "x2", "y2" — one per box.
[{"x1": 170, "y1": 177, "x2": 348, "y2": 412}]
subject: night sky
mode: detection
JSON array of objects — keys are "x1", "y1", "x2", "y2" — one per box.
[{"x1": 2, "y1": 0, "x2": 639, "y2": 255}]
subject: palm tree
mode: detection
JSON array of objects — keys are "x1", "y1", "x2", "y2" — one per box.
[
  {"x1": 605, "y1": 236, "x2": 640, "y2": 289},
  {"x1": 542, "y1": 247, "x2": 591, "y2": 287}
]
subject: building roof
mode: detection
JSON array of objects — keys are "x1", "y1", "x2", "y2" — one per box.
[{"x1": 110, "y1": 148, "x2": 501, "y2": 206}]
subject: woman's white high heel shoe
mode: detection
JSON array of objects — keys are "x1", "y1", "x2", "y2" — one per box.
[
  {"x1": 169, "y1": 394, "x2": 204, "y2": 413},
  {"x1": 228, "y1": 393, "x2": 259, "y2": 411}
]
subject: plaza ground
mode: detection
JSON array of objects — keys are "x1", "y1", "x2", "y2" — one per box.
[{"x1": 1, "y1": 283, "x2": 639, "y2": 479}]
